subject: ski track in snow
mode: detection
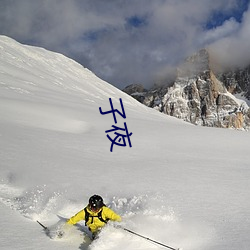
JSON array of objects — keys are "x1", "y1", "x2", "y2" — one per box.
[{"x1": 0, "y1": 180, "x2": 211, "y2": 250}]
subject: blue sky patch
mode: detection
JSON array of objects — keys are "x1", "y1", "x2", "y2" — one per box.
[
  {"x1": 206, "y1": 0, "x2": 249, "y2": 29},
  {"x1": 126, "y1": 15, "x2": 147, "y2": 28}
]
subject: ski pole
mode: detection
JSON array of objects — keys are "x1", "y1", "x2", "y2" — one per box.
[
  {"x1": 37, "y1": 220, "x2": 48, "y2": 231},
  {"x1": 122, "y1": 227, "x2": 180, "y2": 250}
]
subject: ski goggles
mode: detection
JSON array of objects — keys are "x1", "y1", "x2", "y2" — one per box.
[{"x1": 89, "y1": 204, "x2": 101, "y2": 212}]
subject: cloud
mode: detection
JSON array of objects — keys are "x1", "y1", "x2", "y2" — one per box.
[
  {"x1": 0, "y1": 0, "x2": 249, "y2": 89},
  {"x1": 200, "y1": 18, "x2": 240, "y2": 45},
  {"x1": 209, "y1": 4, "x2": 250, "y2": 69}
]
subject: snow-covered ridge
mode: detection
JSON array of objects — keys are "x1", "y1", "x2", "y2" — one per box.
[
  {"x1": 0, "y1": 35, "x2": 140, "y2": 105},
  {"x1": 0, "y1": 35, "x2": 153, "y2": 134}
]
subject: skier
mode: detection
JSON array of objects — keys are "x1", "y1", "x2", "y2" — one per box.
[{"x1": 66, "y1": 194, "x2": 122, "y2": 239}]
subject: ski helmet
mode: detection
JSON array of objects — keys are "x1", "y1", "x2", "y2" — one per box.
[{"x1": 89, "y1": 195, "x2": 104, "y2": 210}]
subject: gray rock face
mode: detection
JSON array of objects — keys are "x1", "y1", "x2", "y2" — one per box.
[
  {"x1": 123, "y1": 49, "x2": 250, "y2": 130},
  {"x1": 218, "y1": 66, "x2": 250, "y2": 99}
]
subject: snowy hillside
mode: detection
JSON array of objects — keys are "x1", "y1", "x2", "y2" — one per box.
[{"x1": 0, "y1": 36, "x2": 250, "y2": 250}]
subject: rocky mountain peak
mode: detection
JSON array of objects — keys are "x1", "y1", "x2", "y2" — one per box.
[
  {"x1": 177, "y1": 49, "x2": 210, "y2": 78},
  {"x1": 123, "y1": 49, "x2": 250, "y2": 130}
]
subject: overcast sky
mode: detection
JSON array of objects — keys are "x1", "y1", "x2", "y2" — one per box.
[{"x1": 0, "y1": 0, "x2": 249, "y2": 89}]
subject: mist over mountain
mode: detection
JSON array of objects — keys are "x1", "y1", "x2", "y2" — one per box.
[{"x1": 123, "y1": 49, "x2": 250, "y2": 130}]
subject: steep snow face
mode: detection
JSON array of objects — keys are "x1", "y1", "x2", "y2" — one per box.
[
  {"x1": 0, "y1": 35, "x2": 144, "y2": 114},
  {"x1": 0, "y1": 36, "x2": 250, "y2": 250}
]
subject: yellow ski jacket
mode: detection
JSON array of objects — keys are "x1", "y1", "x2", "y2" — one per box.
[{"x1": 67, "y1": 206, "x2": 121, "y2": 233}]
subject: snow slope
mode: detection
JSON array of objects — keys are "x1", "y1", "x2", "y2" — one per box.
[{"x1": 0, "y1": 36, "x2": 250, "y2": 250}]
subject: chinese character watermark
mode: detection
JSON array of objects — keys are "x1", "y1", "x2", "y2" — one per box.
[{"x1": 99, "y1": 98, "x2": 132, "y2": 152}]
